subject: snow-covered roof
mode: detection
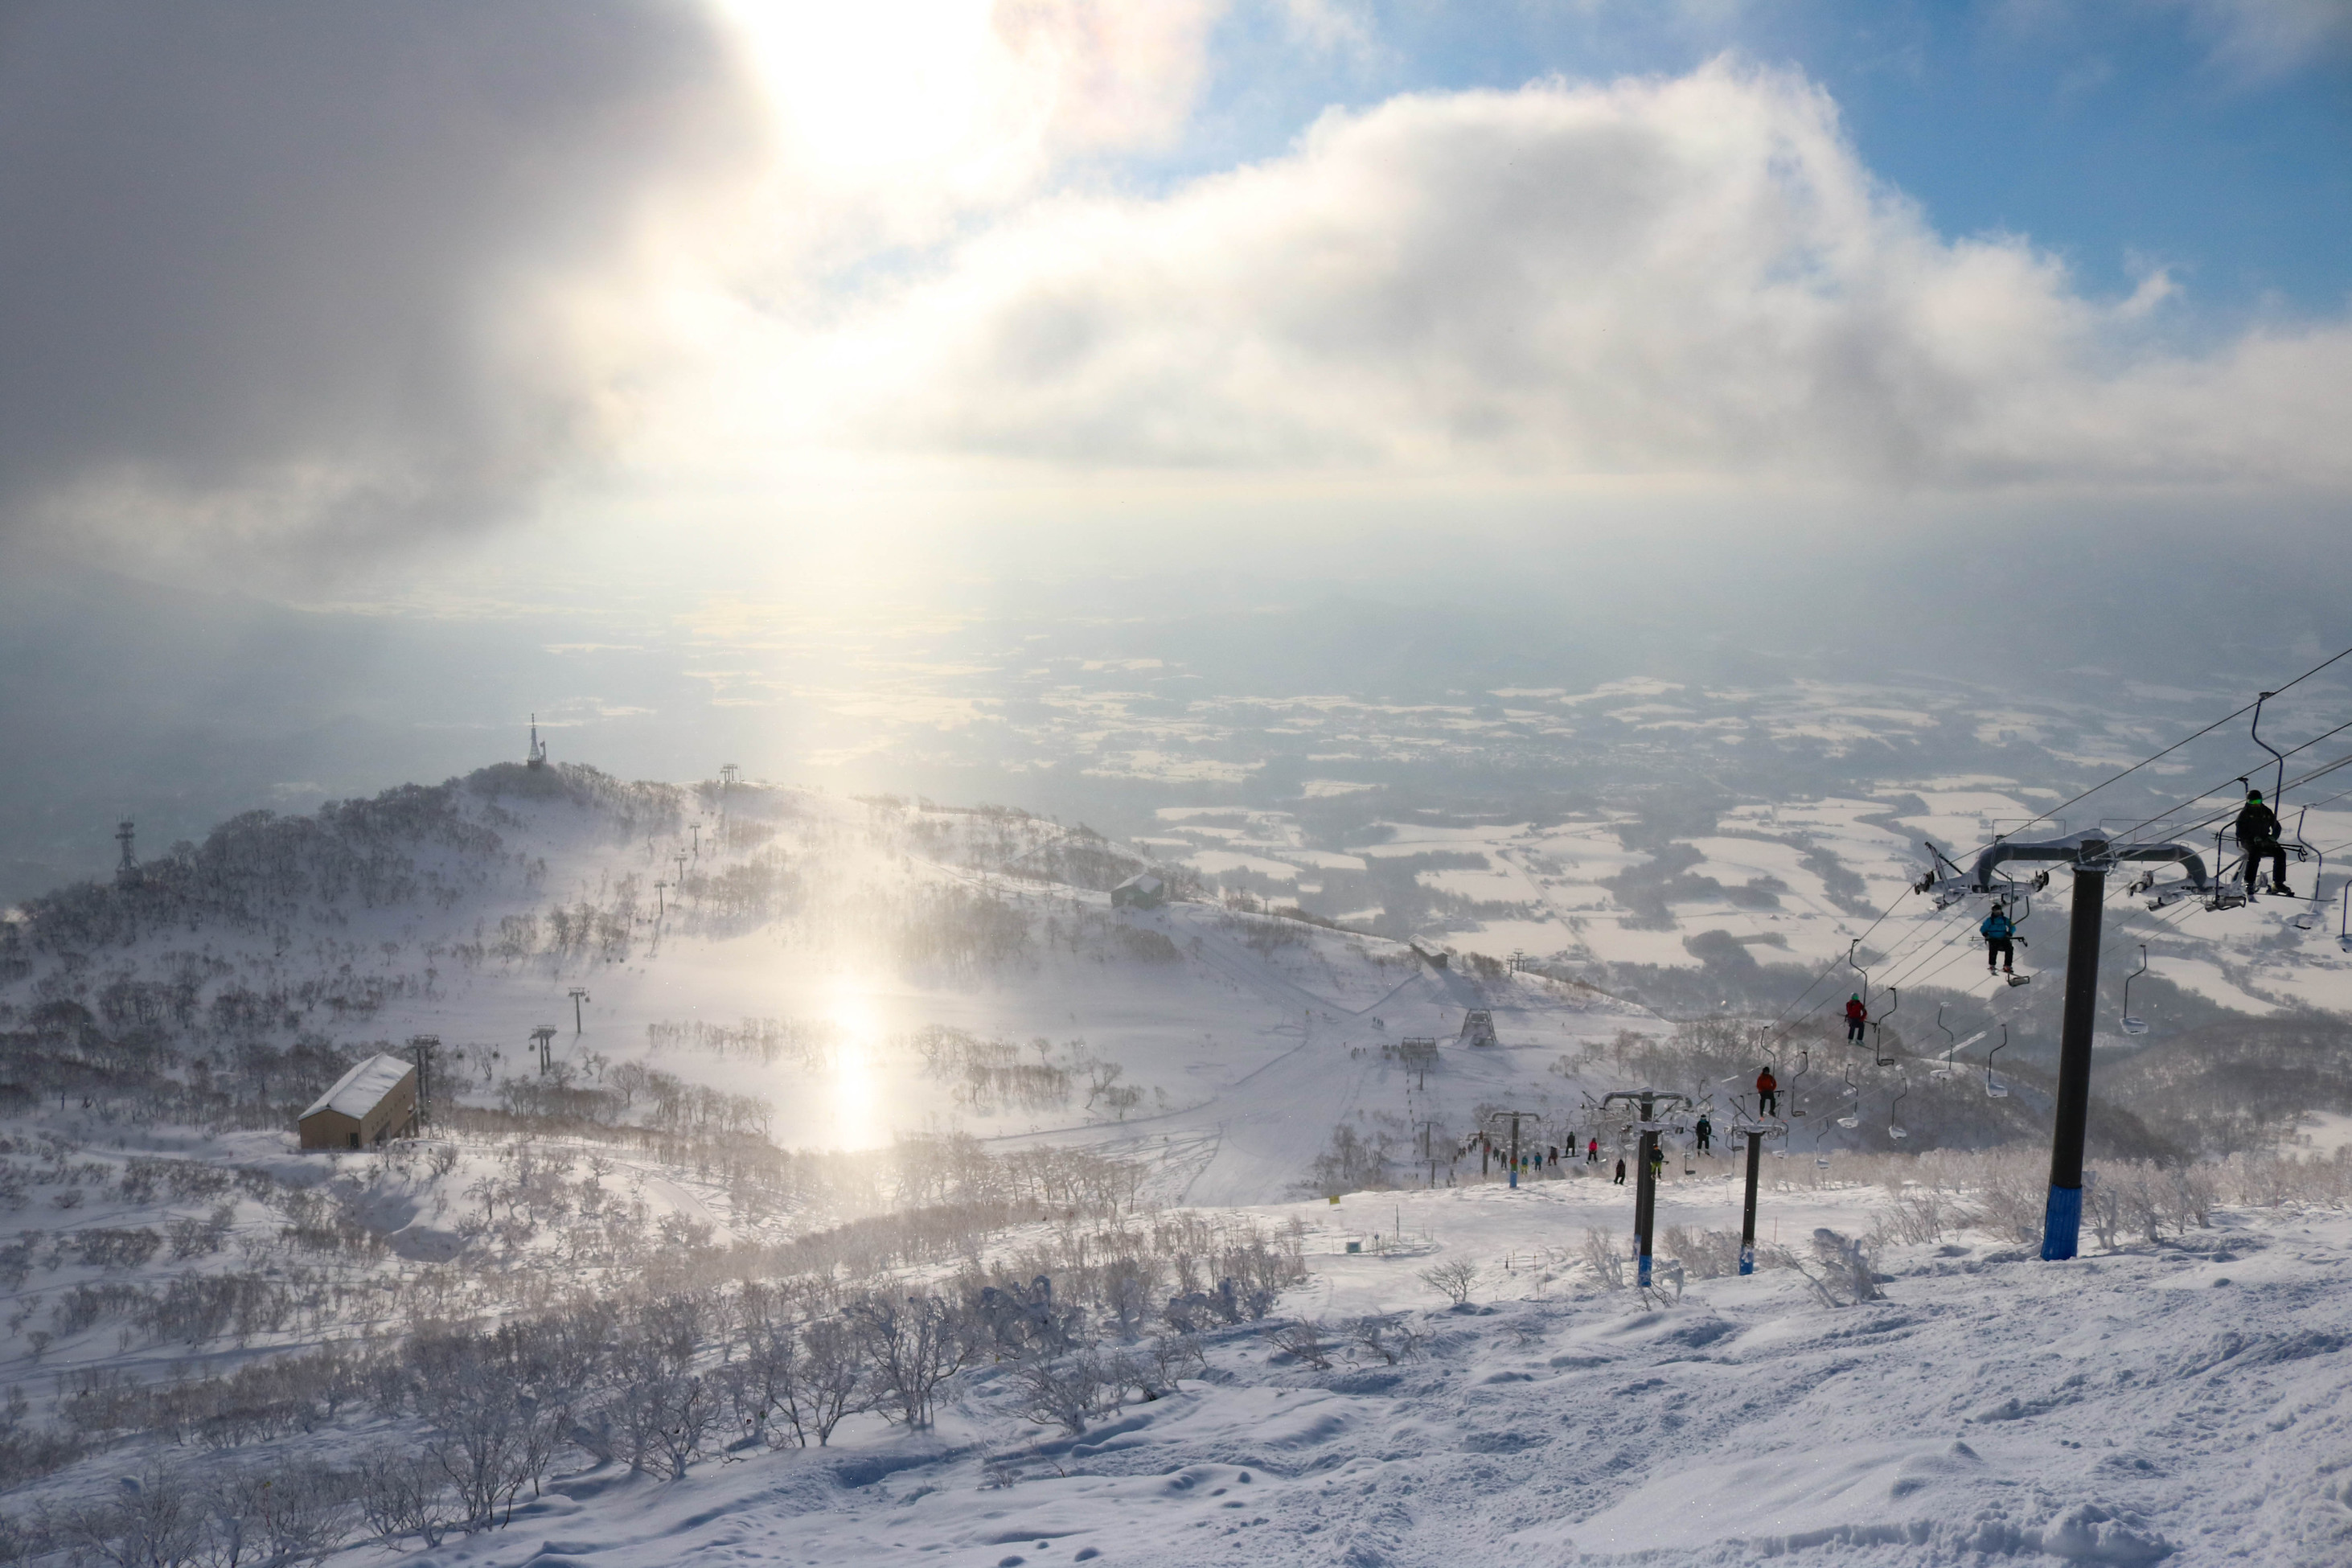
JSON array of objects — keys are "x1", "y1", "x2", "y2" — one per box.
[
  {"x1": 300, "y1": 1053, "x2": 413, "y2": 1122},
  {"x1": 1116, "y1": 872, "x2": 1164, "y2": 893}
]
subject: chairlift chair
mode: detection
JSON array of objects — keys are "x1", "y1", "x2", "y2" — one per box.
[
  {"x1": 1836, "y1": 1061, "x2": 1861, "y2": 1128},
  {"x1": 2288, "y1": 807, "x2": 2325, "y2": 930},
  {"x1": 1787, "y1": 1047, "x2": 1809, "y2": 1118},
  {"x1": 2120, "y1": 945, "x2": 2149, "y2": 1036},
  {"x1": 1888, "y1": 1077, "x2": 1909, "y2": 1140},
  {"x1": 1870, "y1": 987, "x2": 1899, "y2": 1067},
  {"x1": 1994, "y1": 884, "x2": 2034, "y2": 987},
  {"x1": 1930, "y1": 1005, "x2": 1959, "y2": 1081},
  {"x1": 1986, "y1": 1027, "x2": 2009, "y2": 1098},
  {"x1": 2341, "y1": 879, "x2": 2352, "y2": 955}
]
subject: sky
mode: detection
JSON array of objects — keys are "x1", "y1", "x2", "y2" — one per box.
[{"x1": 0, "y1": 0, "x2": 2348, "y2": 886}]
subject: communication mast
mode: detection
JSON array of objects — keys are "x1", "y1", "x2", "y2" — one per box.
[
  {"x1": 526, "y1": 714, "x2": 548, "y2": 770},
  {"x1": 113, "y1": 820, "x2": 142, "y2": 889}
]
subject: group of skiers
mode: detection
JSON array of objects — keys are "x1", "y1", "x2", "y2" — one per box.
[{"x1": 1466, "y1": 1110, "x2": 1722, "y2": 1188}]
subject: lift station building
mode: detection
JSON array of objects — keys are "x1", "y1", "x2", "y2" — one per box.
[{"x1": 298, "y1": 1054, "x2": 419, "y2": 1150}]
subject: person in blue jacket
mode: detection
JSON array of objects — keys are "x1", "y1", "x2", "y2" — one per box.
[{"x1": 1981, "y1": 902, "x2": 2017, "y2": 976}]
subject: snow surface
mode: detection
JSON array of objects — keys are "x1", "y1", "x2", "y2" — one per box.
[{"x1": 356, "y1": 1190, "x2": 2352, "y2": 1568}]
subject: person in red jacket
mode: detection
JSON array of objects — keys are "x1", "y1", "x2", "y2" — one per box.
[
  {"x1": 1755, "y1": 1065, "x2": 1779, "y2": 1116},
  {"x1": 1845, "y1": 993, "x2": 1868, "y2": 1043}
]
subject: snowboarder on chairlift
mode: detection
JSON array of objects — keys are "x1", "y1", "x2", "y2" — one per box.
[
  {"x1": 1647, "y1": 1145, "x2": 1665, "y2": 1180},
  {"x1": 1981, "y1": 903, "x2": 2017, "y2": 975},
  {"x1": 2235, "y1": 790, "x2": 2292, "y2": 897},
  {"x1": 1844, "y1": 994, "x2": 1868, "y2": 1043},
  {"x1": 1755, "y1": 1065, "x2": 1779, "y2": 1116},
  {"x1": 1694, "y1": 1113, "x2": 1712, "y2": 1153},
  {"x1": 1587, "y1": 1138, "x2": 1600, "y2": 1164}
]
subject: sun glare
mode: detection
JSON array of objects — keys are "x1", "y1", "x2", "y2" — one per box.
[
  {"x1": 825, "y1": 978, "x2": 889, "y2": 1148},
  {"x1": 716, "y1": 0, "x2": 1004, "y2": 183}
]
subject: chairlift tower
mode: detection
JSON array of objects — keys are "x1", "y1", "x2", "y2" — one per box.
[
  {"x1": 113, "y1": 820, "x2": 141, "y2": 889},
  {"x1": 1481, "y1": 1107, "x2": 1542, "y2": 1190},
  {"x1": 1726, "y1": 1111, "x2": 1788, "y2": 1275},
  {"x1": 531, "y1": 1025, "x2": 559, "y2": 1074},
  {"x1": 720, "y1": 763, "x2": 741, "y2": 790},
  {"x1": 1946, "y1": 830, "x2": 2218, "y2": 1261},
  {"x1": 568, "y1": 987, "x2": 590, "y2": 1032},
  {"x1": 408, "y1": 1036, "x2": 440, "y2": 1128},
  {"x1": 1594, "y1": 1088, "x2": 1696, "y2": 1288}
]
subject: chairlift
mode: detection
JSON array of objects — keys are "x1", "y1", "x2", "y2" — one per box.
[
  {"x1": 2120, "y1": 945, "x2": 2149, "y2": 1036},
  {"x1": 1986, "y1": 1027, "x2": 2009, "y2": 1098},
  {"x1": 1787, "y1": 1047, "x2": 1810, "y2": 1119},
  {"x1": 1888, "y1": 1077, "x2": 1909, "y2": 1140},
  {"x1": 2288, "y1": 806, "x2": 2325, "y2": 930},
  {"x1": 2341, "y1": 879, "x2": 2352, "y2": 955},
  {"x1": 1930, "y1": 1006, "x2": 1958, "y2": 1081},
  {"x1": 1994, "y1": 883, "x2": 2034, "y2": 987},
  {"x1": 1870, "y1": 987, "x2": 1899, "y2": 1067},
  {"x1": 1836, "y1": 1061, "x2": 1861, "y2": 1128},
  {"x1": 1812, "y1": 1127, "x2": 1831, "y2": 1169}
]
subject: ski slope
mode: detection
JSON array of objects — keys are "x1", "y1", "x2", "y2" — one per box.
[{"x1": 351, "y1": 1184, "x2": 2352, "y2": 1568}]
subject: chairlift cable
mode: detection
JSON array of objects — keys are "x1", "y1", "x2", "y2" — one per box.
[
  {"x1": 1759, "y1": 655, "x2": 2351, "y2": 1047},
  {"x1": 1997, "y1": 641, "x2": 2352, "y2": 838}
]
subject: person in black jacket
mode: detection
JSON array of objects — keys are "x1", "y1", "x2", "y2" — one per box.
[{"x1": 2236, "y1": 790, "x2": 2292, "y2": 897}]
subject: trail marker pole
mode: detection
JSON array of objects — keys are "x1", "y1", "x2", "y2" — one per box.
[{"x1": 2043, "y1": 859, "x2": 2108, "y2": 1260}]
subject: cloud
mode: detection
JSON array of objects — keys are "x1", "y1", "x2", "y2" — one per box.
[
  {"x1": 0, "y1": 0, "x2": 762, "y2": 560},
  {"x1": 2168, "y1": 0, "x2": 2352, "y2": 82},
  {"x1": 832, "y1": 59, "x2": 2352, "y2": 488}
]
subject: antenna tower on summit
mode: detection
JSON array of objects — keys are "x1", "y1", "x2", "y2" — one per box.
[
  {"x1": 114, "y1": 820, "x2": 141, "y2": 889},
  {"x1": 527, "y1": 713, "x2": 548, "y2": 770}
]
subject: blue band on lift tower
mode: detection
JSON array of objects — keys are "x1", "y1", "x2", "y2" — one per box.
[
  {"x1": 2041, "y1": 1184, "x2": 2082, "y2": 1261},
  {"x1": 1637, "y1": 1252, "x2": 1652, "y2": 1288},
  {"x1": 1738, "y1": 1243, "x2": 1755, "y2": 1277}
]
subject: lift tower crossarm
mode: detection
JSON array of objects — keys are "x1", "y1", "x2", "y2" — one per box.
[{"x1": 1967, "y1": 830, "x2": 2209, "y2": 894}]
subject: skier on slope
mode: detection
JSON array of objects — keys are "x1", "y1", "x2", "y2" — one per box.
[
  {"x1": 1845, "y1": 994, "x2": 1868, "y2": 1043},
  {"x1": 1981, "y1": 903, "x2": 2018, "y2": 976},
  {"x1": 2235, "y1": 790, "x2": 2292, "y2": 897},
  {"x1": 1755, "y1": 1065, "x2": 1779, "y2": 1116},
  {"x1": 1613, "y1": 1158, "x2": 1627, "y2": 1185}
]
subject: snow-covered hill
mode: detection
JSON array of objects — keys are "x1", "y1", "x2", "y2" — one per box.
[{"x1": 169, "y1": 1180, "x2": 2352, "y2": 1568}]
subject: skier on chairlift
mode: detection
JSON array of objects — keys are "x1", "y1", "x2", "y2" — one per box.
[
  {"x1": 1755, "y1": 1065, "x2": 1779, "y2": 1116},
  {"x1": 2236, "y1": 790, "x2": 2292, "y2": 897},
  {"x1": 1844, "y1": 993, "x2": 1867, "y2": 1043},
  {"x1": 1694, "y1": 1112, "x2": 1712, "y2": 1154},
  {"x1": 1981, "y1": 902, "x2": 2018, "y2": 976}
]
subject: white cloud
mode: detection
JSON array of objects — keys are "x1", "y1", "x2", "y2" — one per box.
[
  {"x1": 2168, "y1": 0, "x2": 2352, "y2": 81},
  {"x1": 820, "y1": 58, "x2": 2352, "y2": 488}
]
